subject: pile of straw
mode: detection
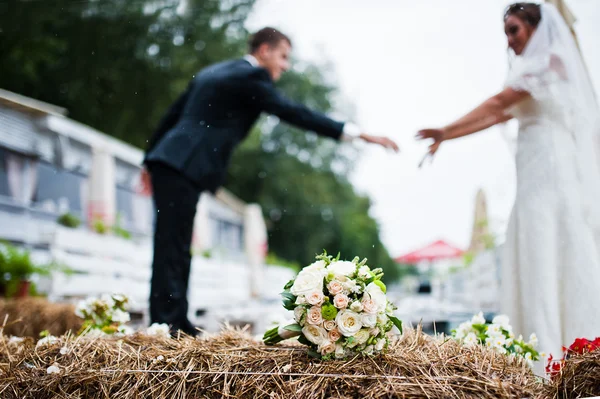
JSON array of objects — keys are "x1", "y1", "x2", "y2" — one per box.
[
  {"x1": 0, "y1": 326, "x2": 544, "y2": 399},
  {"x1": 0, "y1": 297, "x2": 82, "y2": 337},
  {"x1": 544, "y1": 350, "x2": 600, "y2": 399}
]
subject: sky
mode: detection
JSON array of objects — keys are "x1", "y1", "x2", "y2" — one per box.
[{"x1": 245, "y1": 0, "x2": 600, "y2": 257}]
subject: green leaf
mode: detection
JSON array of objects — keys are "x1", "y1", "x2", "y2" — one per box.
[
  {"x1": 283, "y1": 279, "x2": 294, "y2": 290},
  {"x1": 283, "y1": 324, "x2": 302, "y2": 332},
  {"x1": 298, "y1": 335, "x2": 312, "y2": 346},
  {"x1": 389, "y1": 315, "x2": 403, "y2": 334},
  {"x1": 307, "y1": 349, "x2": 322, "y2": 359}
]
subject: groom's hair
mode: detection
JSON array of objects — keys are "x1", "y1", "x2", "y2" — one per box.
[
  {"x1": 504, "y1": 3, "x2": 541, "y2": 27},
  {"x1": 248, "y1": 27, "x2": 292, "y2": 54}
]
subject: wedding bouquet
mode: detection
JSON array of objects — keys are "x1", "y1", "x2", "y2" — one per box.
[
  {"x1": 451, "y1": 312, "x2": 540, "y2": 366},
  {"x1": 263, "y1": 251, "x2": 403, "y2": 360}
]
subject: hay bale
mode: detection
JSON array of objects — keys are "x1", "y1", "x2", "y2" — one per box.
[
  {"x1": 0, "y1": 327, "x2": 544, "y2": 399},
  {"x1": 0, "y1": 297, "x2": 82, "y2": 337},
  {"x1": 542, "y1": 351, "x2": 600, "y2": 399}
]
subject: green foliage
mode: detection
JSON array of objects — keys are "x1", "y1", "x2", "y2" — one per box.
[{"x1": 57, "y1": 213, "x2": 81, "y2": 228}]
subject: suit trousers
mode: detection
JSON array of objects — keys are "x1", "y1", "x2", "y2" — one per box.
[{"x1": 147, "y1": 161, "x2": 201, "y2": 335}]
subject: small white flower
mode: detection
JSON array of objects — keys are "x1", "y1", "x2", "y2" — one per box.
[
  {"x1": 111, "y1": 309, "x2": 131, "y2": 324},
  {"x1": 46, "y1": 363, "x2": 61, "y2": 374},
  {"x1": 8, "y1": 336, "x2": 24, "y2": 345},
  {"x1": 59, "y1": 346, "x2": 69, "y2": 355},
  {"x1": 153, "y1": 355, "x2": 165, "y2": 363},
  {"x1": 363, "y1": 345, "x2": 374, "y2": 355},
  {"x1": 146, "y1": 323, "x2": 171, "y2": 338},
  {"x1": 375, "y1": 338, "x2": 386, "y2": 351},
  {"x1": 528, "y1": 333, "x2": 538, "y2": 348},
  {"x1": 118, "y1": 325, "x2": 135, "y2": 336},
  {"x1": 492, "y1": 315, "x2": 511, "y2": 330},
  {"x1": 486, "y1": 324, "x2": 503, "y2": 338},
  {"x1": 464, "y1": 332, "x2": 479, "y2": 347},
  {"x1": 36, "y1": 336, "x2": 58, "y2": 348},
  {"x1": 358, "y1": 265, "x2": 371, "y2": 279},
  {"x1": 471, "y1": 312, "x2": 486, "y2": 325}
]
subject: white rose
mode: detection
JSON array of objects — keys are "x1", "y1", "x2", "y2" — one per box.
[
  {"x1": 294, "y1": 307, "x2": 307, "y2": 325},
  {"x1": 350, "y1": 301, "x2": 363, "y2": 312},
  {"x1": 364, "y1": 283, "x2": 387, "y2": 312},
  {"x1": 354, "y1": 329, "x2": 370, "y2": 345},
  {"x1": 290, "y1": 270, "x2": 325, "y2": 297},
  {"x1": 361, "y1": 313, "x2": 377, "y2": 328},
  {"x1": 306, "y1": 291, "x2": 325, "y2": 306},
  {"x1": 370, "y1": 327, "x2": 380, "y2": 337},
  {"x1": 302, "y1": 325, "x2": 327, "y2": 346},
  {"x1": 358, "y1": 265, "x2": 371, "y2": 279},
  {"x1": 333, "y1": 294, "x2": 350, "y2": 309},
  {"x1": 335, "y1": 310, "x2": 363, "y2": 337},
  {"x1": 327, "y1": 261, "x2": 356, "y2": 277},
  {"x1": 304, "y1": 260, "x2": 326, "y2": 272},
  {"x1": 319, "y1": 340, "x2": 336, "y2": 355},
  {"x1": 323, "y1": 320, "x2": 337, "y2": 331},
  {"x1": 306, "y1": 306, "x2": 323, "y2": 325},
  {"x1": 295, "y1": 296, "x2": 307, "y2": 305}
]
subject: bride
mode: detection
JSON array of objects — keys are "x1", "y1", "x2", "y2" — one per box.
[{"x1": 417, "y1": 2, "x2": 600, "y2": 372}]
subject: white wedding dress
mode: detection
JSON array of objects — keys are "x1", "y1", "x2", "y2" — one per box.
[{"x1": 500, "y1": 4, "x2": 600, "y2": 375}]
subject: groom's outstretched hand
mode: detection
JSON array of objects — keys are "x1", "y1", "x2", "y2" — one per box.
[
  {"x1": 359, "y1": 133, "x2": 400, "y2": 152},
  {"x1": 416, "y1": 128, "x2": 445, "y2": 155}
]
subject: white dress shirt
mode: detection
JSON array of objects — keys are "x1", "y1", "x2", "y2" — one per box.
[{"x1": 243, "y1": 54, "x2": 361, "y2": 142}]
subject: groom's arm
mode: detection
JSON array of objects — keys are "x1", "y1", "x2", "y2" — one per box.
[{"x1": 247, "y1": 71, "x2": 360, "y2": 141}]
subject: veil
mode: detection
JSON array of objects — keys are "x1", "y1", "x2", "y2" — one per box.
[{"x1": 504, "y1": 2, "x2": 600, "y2": 229}]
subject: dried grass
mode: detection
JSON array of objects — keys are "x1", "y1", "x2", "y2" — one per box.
[
  {"x1": 0, "y1": 325, "x2": 547, "y2": 399},
  {"x1": 542, "y1": 350, "x2": 600, "y2": 399},
  {"x1": 0, "y1": 297, "x2": 82, "y2": 338}
]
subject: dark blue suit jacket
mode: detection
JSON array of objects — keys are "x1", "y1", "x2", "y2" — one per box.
[{"x1": 144, "y1": 58, "x2": 346, "y2": 192}]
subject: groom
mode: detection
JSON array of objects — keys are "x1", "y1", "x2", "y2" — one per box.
[{"x1": 142, "y1": 27, "x2": 399, "y2": 336}]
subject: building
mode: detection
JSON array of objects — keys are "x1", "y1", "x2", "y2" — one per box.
[{"x1": 0, "y1": 88, "x2": 292, "y2": 332}]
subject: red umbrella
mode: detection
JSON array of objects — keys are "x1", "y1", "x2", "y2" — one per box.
[{"x1": 395, "y1": 240, "x2": 465, "y2": 264}]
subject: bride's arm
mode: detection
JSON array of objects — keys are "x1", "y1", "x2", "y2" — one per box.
[
  {"x1": 417, "y1": 88, "x2": 529, "y2": 155},
  {"x1": 442, "y1": 88, "x2": 528, "y2": 140}
]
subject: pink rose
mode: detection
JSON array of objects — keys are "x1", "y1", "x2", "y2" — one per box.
[
  {"x1": 327, "y1": 281, "x2": 344, "y2": 296},
  {"x1": 306, "y1": 291, "x2": 325, "y2": 306},
  {"x1": 333, "y1": 294, "x2": 350, "y2": 309},
  {"x1": 361, "y1": 297, "x2": 378, "y2": 314},
  {"x1": 328, "y1": 328, "x2": 342, "y2": 342},
  {"x1": 307, "y1": 306, "x2": 323, "y2": 325}
]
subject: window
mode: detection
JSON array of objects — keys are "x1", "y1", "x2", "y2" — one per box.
[
  {"x1": 0, "y1": 147, "x2": 38, "y2": 204},
  {"x1": 210, "y1": 216, "x2": 244, "y2": 253},
  {"x1": 35, "y1": 161, "x2": 88, "y2": 217}
]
